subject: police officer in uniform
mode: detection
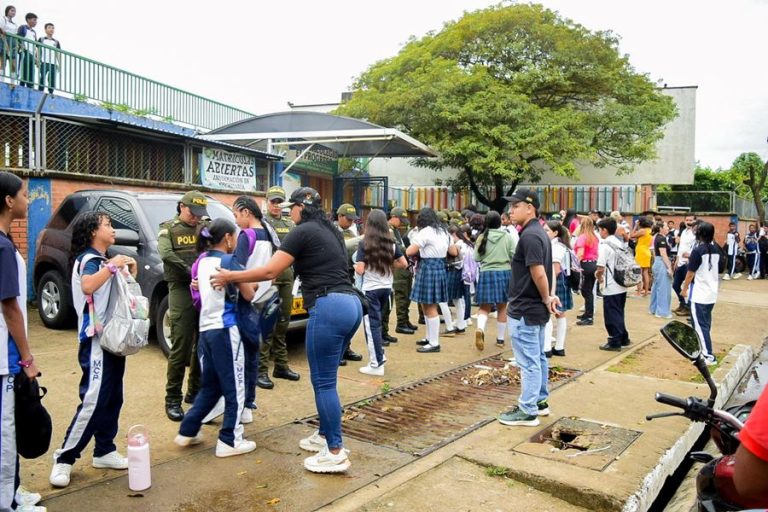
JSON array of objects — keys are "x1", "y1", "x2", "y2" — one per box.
[
  {"x1": 160, "y1": 190, "x2": 209, "y2": 421},
  {"x1": 385, "y1": 207, "x2": 416, "y2": 335},
  {"x1": 260, "y1": 186, "x2": 301, "y2": 389},
  {"x1": 334, "y1": 203, "x2": 364, "y2": 364}
]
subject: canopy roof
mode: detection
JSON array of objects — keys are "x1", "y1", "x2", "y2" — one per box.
[{"x1": 202, "y1": 111, "x2": 437, "y2": 158}]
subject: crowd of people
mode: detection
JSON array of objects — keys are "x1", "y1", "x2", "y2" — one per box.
[
  {"x1": 1, "y1": 5, "x2": 61, "y2": 92},
  {"x1": 2, "y1": 172, "x2": 768, "y2": 509}
]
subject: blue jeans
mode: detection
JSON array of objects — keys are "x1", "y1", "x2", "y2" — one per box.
[
  {"x1": 649, "y1": 259, "x2": 672, "y2": 317},
  {"x1": 508, "y1": 315, "x2": 548, "y2": 416},
  {"x1": 672, "y1": 264, "x2": 688, "y2": 308},
  {"x1": 463, "y1": 283, "x2": 472, "y2": 320},
  {"x1": 306, "y1": 293, "x2": 362, "y2": 450},
  {"x1": 691, "y1": 302, "x2": 714, "y2": 358}
]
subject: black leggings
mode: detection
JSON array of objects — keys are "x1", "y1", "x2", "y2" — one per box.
[{"x1": 580, "y1": 261, "x2": 597, "y2": 318}]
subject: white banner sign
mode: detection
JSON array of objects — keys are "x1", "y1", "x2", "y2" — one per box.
[{"x1": 200, "y1": 148, "x2": 257, "y2": 191}]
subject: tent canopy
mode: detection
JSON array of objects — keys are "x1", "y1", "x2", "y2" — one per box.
[{"x1": 202, "y1": 111, "x2": 437, "y2": 158}]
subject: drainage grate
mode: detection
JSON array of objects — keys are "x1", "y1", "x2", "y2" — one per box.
[{"x1": 300, "y1": 355, "x2": 580, "y2": 457}]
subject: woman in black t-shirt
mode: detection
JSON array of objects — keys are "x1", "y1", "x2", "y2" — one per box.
[
  {"x1": 649, "y1": 222, "x2": 673, "y2": 318},
  {"x1": 212, "y1": 187, "x2": 362, "y2": 475}
]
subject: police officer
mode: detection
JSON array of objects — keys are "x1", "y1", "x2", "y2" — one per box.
[
  {"x1": 260, "y1": 186, "x2": 301, "y2": 389},
  {"x1": 334, "y1": 203, "x2": 363, "y2": 364},
  {"x1": 385, "y1": 207, "x2": 415, "y2": 336},
  {"x1": 160, "y1": 190, "x2": 209, "y2": 422}
]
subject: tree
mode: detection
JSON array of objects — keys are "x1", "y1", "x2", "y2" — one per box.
[
  {"x1": 731, "y1": 152, "x2": 767, "y2": 225},
  {"x1": 336, "y1": 3, "x2": 678, "y2": 211},
  {"x1": 656, "y1": 165, "x2": 736, "y2": 212}
]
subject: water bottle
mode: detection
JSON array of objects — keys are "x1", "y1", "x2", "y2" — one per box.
[{"x1": 127, "y1": 425, "x2": 151, "y2": 491}]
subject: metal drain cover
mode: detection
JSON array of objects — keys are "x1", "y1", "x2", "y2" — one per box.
[
  {"x1": 514, "y1": 417, "x2": 642, "y2": 471},
  {"x1": 301, "y1": 355, "x2": 580, "y2": 457}
]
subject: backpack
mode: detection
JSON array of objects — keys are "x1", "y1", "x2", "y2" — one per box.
[
  {"x1": 77, "y1": 254, "x2": 149, "y2": 356},
  {"x1": 607, "y1": 240, "x2": 642, "y2": 288},
  {"x1": 461, "y1": 248, "x2": 479, "y2": 284},
  {"x1": 14, "y1": 371, "x2": 52, "y2": 459},
  {"x1": 559, "y1": 243, "x2": 582, "y2": 292}
]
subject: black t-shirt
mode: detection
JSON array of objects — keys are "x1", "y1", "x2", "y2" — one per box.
[
  {"x1": 507, "y1": 219, "x2": 552, "y2": 326},
  {"x1": 654, "y1": 234, "x2": 669, "y2": 257},
  {"x1": 278, "y1": 220, "x2": 353, "y2": 310}
]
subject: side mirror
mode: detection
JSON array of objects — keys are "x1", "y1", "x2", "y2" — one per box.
[
  {"x1": 114, "y1": 229, "x2": 140, "y2": 247},
  {"x1": 660, "y1": 320, "x2": 701, "y2": 361}
]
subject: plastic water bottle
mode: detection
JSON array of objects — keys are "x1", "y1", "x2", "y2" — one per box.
[{"x1": 127, "y1": 425, "x2": 151, "y2": 491}]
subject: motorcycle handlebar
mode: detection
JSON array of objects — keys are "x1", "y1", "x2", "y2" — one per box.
[{"x1": 655, "y1": 392, "x2": 689, "y2": 410}]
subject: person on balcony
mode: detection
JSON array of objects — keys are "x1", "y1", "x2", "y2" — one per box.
[
  {"x1": 37, "y1": 23, "x2": 59, "y2": 94},
  {"x1": 15, "y1": 12, "x2": 37, "y2": 88}
]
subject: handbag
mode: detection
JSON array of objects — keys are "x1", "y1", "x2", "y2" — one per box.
[
  {"x1": 100, "y1": 270, "x2": 150, "y2": 356},
  {"x1": 14, "y1": 371, "x2": 52, "y2": 459},
  {"x1": 250, "y1": 285, "x2": 282, "y2": 344}
]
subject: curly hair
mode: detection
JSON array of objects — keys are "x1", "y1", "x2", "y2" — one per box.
[
  {"x1": 360, "y1": 209, "x2": 395, "y2": 276},
  {"x1": 477, "y1": 211, "x2": 502, "y2": 256},
  {"x1": 70, "y1": 212, "x2": 109, "y2": 268}
]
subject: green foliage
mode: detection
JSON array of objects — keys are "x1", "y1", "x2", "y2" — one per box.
[
  {"x1": 485, "y1": 465, "x2": 511, "y2": 478},
  {"x1": 731, "y1": 152, "x2": 768, "y2": 222},
  {"x1": 100, "y1": 102, "x2": 131, "y2": 113},
  {"x1": 73, "y1": 93, "x2": 88, "y2": 102},
  {"x1": 379, "y1": 382, "x2": 391, "y2": 394},
  {"x1": 656, "y1": 165, "x2": 737, "y2": 212},
  {"x1": 336, "y1": 3, "x2": 677, "y2": 210},
  {"x1": 162, "y1": 115, "x2": 175, "y2": 123}
]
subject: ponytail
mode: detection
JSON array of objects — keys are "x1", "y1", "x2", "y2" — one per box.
[{"x1": 196, "y1": 218, "x2": 236, "y2": 253}]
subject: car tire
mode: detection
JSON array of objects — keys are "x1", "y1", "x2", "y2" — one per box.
[
  {"x1": 37, "y1": 270, "x2": 75, "y2": 329},
  {"x1": 155, "y1": 294, "x2": 172, "y2": 357}
]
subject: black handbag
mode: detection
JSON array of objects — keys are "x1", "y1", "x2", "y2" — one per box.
[
  {"x1": 250, "y1": 286, "x2": 282, "y2": 345},
  {"x1": 14, "y1": 371, "x2": 52, "y2": 459}
]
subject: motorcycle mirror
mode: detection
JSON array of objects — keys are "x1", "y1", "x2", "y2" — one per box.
[{"x1": 660, "y1": 320, "x2": 701, "y2": 361}]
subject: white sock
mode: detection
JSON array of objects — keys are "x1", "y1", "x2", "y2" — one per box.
[
  {"x1": 455, "y1": 298, "x2": 467, "y2": 330},
  {"x1": 439, "y1": 302, "x2": 455, "y2": 331},
  {"x1": 544, "y1": 319, "x2": 553, "y2": 352},
  {"x1": 555, "y1": 317, "x2": 567, "y2": 351},
  {"x1": 477, "y1": 313, "x2": 488, "y2": 332},
  {"x1": 427, "y1": 316, "x2": 440, "y2": 346},
  {"x1": 496, "y1": 319, "x2": 507, "y2": 342}
]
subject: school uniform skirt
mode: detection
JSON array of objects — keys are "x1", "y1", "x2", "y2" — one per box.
[
  {"x1": 411, "y1": 257, "x2": 448, "y2": 304},
  {"x1": 555, "y1": 273, "x2": 574, "y2": 312},
  {"x1": 476, "y1": 269, "x2": 511, "y2": 305},
  {"x1": 445, "y1": 267, "x2": 464, "y2": 301}
]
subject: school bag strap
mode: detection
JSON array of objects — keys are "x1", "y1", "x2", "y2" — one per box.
[{"x1": 77, "y1": 253, "x2": 107, "y2": 337}]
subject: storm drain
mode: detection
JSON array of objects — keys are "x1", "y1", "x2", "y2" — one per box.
[
  {"x1": 514, "y1": 417, "x2": 642, "y2": 471},
  {"x1": 300, "y1": 355, "x2": 579, "y2": 457}
]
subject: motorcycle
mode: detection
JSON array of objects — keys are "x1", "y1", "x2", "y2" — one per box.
[{"x1": 647, "y1": 320, "x2": 764, "y2": 512}]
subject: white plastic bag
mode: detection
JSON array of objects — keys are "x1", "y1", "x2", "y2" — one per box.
[{"x1": 100, "y1": 270, "x2": 149, "y2": 356}]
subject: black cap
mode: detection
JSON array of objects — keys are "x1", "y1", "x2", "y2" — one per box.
[
  {"x1": 280, "y1": 187, "x2": 321, "y2": 208},
  {"x1": 503, "y1": 188, "x2": 540, "y2": 209}
]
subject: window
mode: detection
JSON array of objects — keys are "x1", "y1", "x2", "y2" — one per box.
[
  {"x1": 94, "y1": 197, "x2": 139, "y2": 232},
  {"x1": 49, "y1": 196, "x2": 89, "y2": 230}
]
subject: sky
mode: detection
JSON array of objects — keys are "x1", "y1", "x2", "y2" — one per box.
[{"x1": 13, "y1": 0, "x2": 768, "y2": 170}]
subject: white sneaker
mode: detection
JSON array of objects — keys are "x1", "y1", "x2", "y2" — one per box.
[
  {"x1": 16, "y1": 506, "x2": 46, "y2": 512},
  {"x1": 92, "y1": 451, "x2": 128, "y2": 470},
  {"x1": 722, "y1": 274, "x2": 731, "y2": 280},
  {"x1": 215, "y1": 439, "x2": 256, "y2": 458},
  {"x1": 704, "y1": 355, "x2": 717, "y2": 367},
  {"x1": 466, "y1": 319, "x2": 472, "y2": 326},
  {"x1": 174, "y1": 432, "x2": 204, "y2": 447},
  {"x1": 733, "y1": 273, "x2": 742, "y2": 280},
  {"x1": 654, "y1": 314, "x2": 673, "y2": 319},
  {"x1": 241, "y1": 407, "x2": 254, "y2": 424},
  {"x1": 359, "y1": 364, "x2": 384, "y2": 376},
  {"x1": 747, "y1": 275, "x2": 754, "y2": 280},
  {"x1": 16, "y1": 486, "x2": 41, "y2": 506},
  {"x1": 299, "y1": 431, "x2": 328, "y2": 452},
  {"x1": 49, "y1": 462, "x2": 72, "y2": 488},
  {"x1": 303, "y1": 447, "x2": 351, "y2": 473},
  {"x1": 202, "y1": 397, "x2": 226, "y2": 424}
]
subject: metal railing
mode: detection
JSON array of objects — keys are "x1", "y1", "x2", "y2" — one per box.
[
  {"x1": 656, "y1": 189, "x2": 767, "y2": 220},
  {"x1": 0, "y1": 32, "x2": 254, "y2": 130}
]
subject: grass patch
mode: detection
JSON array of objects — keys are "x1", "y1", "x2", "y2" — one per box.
[
  {"x1": 379, "y1": 383, "x2": 391, "y2": 394},
  {"x1": 606, "y1": 352, "x2": 639, "y2": 374},
  {"x1": 689, "y1": 353, "x2": 726, "y2": 383},
  {"x1": 485, "y1": 465, "x2": 510, "y2": 478}
]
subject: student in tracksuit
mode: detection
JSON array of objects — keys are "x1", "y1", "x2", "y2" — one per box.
[
  {"x1": 745, "y1": 224, "x2": 760, "y2": 280},
  {"x1": 175, "y1": 218, "x2": 257, "y2": 457},
  {"x1": 0, "y1": 172, "x2": 46, "y2": 510},
  {"x1": 232, "y1": 196, "x2": 279, "y2": 420},
  {"x1": 354, "y1": 209, "x2": 407, "y2": 376},
  {"x1": 50, "y1": 212, "x2": 138, "y2": 488}
]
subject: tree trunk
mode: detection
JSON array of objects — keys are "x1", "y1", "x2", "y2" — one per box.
[{"x1": 463, "y1": 167, "x2": 519, "y2": 213}]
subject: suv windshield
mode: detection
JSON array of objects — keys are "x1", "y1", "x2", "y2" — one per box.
[{"x1": 140, "y1": 198, "x2": 234, "y2": 237}]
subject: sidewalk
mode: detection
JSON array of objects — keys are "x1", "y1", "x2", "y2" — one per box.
[{"x1": 31, "y1": 278, "x2": 767, "y2": 511}]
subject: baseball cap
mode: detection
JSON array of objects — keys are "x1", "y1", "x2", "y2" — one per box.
[
  {"x1": 266, "y1": 186, "x2": 286, "y2": 201},
  {"x1": 336, "y1": 203, "x2": 359, "y2": 220},
  {"x1": 390, "y1": 207, "x2": 410, "y2": 225},
  {"x1": 180, "y1": 190, "x2": 209, "y2": 217},
  {"x1": 503, "y1": 188, "x2": 540, "y2": 210},
  {"x1": 279, "y1": 187, "x2": 321, "y2": 209}
]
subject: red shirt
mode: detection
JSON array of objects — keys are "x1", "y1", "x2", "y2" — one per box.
[{"x1": 740, "y1": 387, "x2": 768, "y2": 462}]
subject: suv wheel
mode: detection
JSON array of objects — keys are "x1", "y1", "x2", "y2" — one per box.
[
  {"x1": 37, "y1": 270, "x2": 75, "y2": 329},
  {"x1": 155, "y1": 295, "x2": 172, "y2": 357}
]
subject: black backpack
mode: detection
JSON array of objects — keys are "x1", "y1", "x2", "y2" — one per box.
[{"x1": 15, "y1": 372, "x2": 52, "y2": 459}]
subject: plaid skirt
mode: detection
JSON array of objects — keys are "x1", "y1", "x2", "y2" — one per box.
[
  {"x1": 411, "y1": 257, "x2": 448, "y2": 304},
  {"x1": 445, "y1": 267, "x2": 464, "y2": 300},
  {"x1": 555, "y1": 273, "x2": 573, "y2": 312},
  {"x1": 476, "y1": 269, "x2": 511, "y2": 305}
]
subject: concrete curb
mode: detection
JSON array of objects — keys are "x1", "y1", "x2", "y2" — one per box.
[{"x1": 621, "y1": 343, "x2": 755, "y2": 512}]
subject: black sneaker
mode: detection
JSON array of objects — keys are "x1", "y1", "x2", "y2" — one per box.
[
  {"x1": 496, "y1": 339, "x2": 505, "y2": 347},
  {"x1": 544, "y1": 350, "x2": 553, "y2": 358},
  {"x1": 576, "y1": 318, "x2": 593, "y2": 326},
  {"x1": 415, "y1": 339, "x2": 429, "y2": 346},
  {"x1": 599, "y1": 343, "x2": 622, "y2": 352},
  {"x1": 552, "y1": 349, "x2": 566, "y2": 357},
  {"x1": 536, "y1": 400, "x2": 550, "y2": 416},
  {"x1": 383, "y1": 334, "x2": 398, "y2": 344}
]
